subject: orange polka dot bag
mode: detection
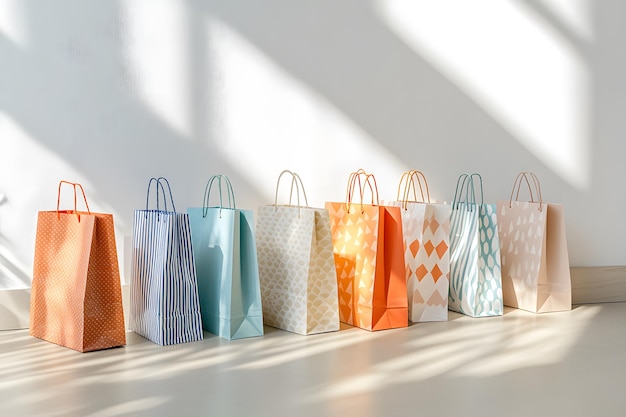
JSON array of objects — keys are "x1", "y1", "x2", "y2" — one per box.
[{"x1": 30, "y1": 181, "x2": 126, "y2": 352}]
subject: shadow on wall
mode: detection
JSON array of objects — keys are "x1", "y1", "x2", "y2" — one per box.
[
  {"x1": 1, "y1": 1, "x2": 588, "y2": 201},
  {"x1": 0, "y1": 1, "x2": 265, "y2": 213},
  {"x1": 196, "y1": 0, "x2": 526, "y2": 187},
  {"x1": 1, "y1": 0, "x2": 626, "y2": 282},
  {"x1": 196, "y1": 0, "x2": 599, "y2": 191}
]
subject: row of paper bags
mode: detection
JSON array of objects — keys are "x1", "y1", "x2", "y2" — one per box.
[{"x1": 28, "y1": 170, "x2": 571, "y2": 351}]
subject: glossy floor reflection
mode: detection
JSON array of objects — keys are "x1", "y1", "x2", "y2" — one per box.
[{"x1": 1, "y1": 303, "x2": 625, "y2": 417}]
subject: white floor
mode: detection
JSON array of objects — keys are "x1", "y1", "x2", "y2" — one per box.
[{"x1": 1, "y1": 303, "x2": 625, "y2": 417}]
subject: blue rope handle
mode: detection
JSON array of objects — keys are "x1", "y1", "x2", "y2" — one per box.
[
  {"x1": 157, "y1": 177, "x2": 176, "y2": 213},
  {"x1": 470, "y1": 173, "x2": 484, "y2": 206},
  {"x1": 145, "y1": 177, "x2": 168, "y2": 212},
  {"x1": 452, "y1": 173, "x2": 470, "y2": 210}
]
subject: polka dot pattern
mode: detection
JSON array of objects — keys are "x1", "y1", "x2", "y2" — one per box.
[{"x1": 30, "y1": 210, "x2": 126, "y2": 352}]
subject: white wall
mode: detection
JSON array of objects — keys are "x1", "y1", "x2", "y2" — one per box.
[{"x1": 1, "y1": 0, "x2": 625, "y2": 290}]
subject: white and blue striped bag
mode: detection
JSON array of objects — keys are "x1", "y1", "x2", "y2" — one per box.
[
  {"x1": 130, "y1": 177, "x2": 203, "y2": 345},
  {"x1": 449, "y1": 174, "x2": 503, "y2": 318}
]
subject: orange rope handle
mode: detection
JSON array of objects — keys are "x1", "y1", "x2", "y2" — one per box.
[
  {"x1": 56, "y1": 180, "x2": 91, "y2": 222},
  {"x1": 345, "y1": 169, "x2": 380, "y2": 213},
  {"x1": 397, "y1": 170, "x2": 430, "y2": 210}
]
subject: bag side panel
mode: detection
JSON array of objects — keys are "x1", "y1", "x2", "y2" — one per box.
[
  {"x1": 305, "y1": 209, "x2": 340, "y2": 335},
  {"x1": 83, "y1": 213, "x2": 126, "y2": 352}
]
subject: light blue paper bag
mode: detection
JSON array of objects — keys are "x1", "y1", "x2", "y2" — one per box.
[
  {"x1": 187, "y1": 175, "x2": 263, "y2": 340},
  {"x1": 449, "y1": 173, "x2": 503, "y2": 317}
]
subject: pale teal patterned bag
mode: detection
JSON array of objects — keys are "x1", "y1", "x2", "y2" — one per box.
[{"x1": 449, "y1": 174, "x2": 503, "y2": 317}]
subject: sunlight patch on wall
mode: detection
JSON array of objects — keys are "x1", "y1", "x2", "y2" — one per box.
[
  {"x1": 0, "y1": 0, "x2": 28, "y2": 46},
  {"x1": 0, "y1": 113, "x2": 81, "y2": 288},
  {"x1": 120, "y1": 0, "x2": 191, "y2": 139},
  {"x1": 204, "y1": 18, "x2": 407, "y2": 205},
  {"x1": 376, "y1": 0, "x2": 591, "y2": 189},
  {"x1": 0, "y1": 113, "x2": 124, "y2": 289}
]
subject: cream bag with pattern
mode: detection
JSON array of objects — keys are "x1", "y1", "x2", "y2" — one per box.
[
  {"x1": 256, "y1": 171, "x2": 340, "y2": 335},
  {"x1": 497, "y1": 172, "x2": 571, "y2": 313}
]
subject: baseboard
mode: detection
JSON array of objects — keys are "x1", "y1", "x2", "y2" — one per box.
[
  {"x1": 0, "y1": 285, "x2": 130, "y2": 331},
  {"x1": 0, "y1": 288, "x2": 31, "y2": 330},
  {"x1": 1, "y1": 267, "x2": 625, "y2": 330},
  {"x1": 571, "y1": 266, "x2": 626, "y2": 304}
]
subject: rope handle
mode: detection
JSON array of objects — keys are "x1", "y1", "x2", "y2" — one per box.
[
  {"x1": 56, "y1": 180, "x2": 91, "y2": 222},
  {"x1": 396, "y1": 170, "x2": 431, "y2": 210},
  {"x1": 145, "y1": 177, "x2": 176, "y2": 213},
  {"x1": 290, "y1": 172, "x2": 309, "y2": 207},
  {"x1": 345, "y1": 169, "x2": 365, "y2": 208},
  {"x1": 272, "y1": 170, "x2": 310, "y2": 208},
  {"x1": 452, "y1": 173, "x2": 484, "y2": 211},
  {"x1": 452, "y1": 174, "x2": 469, "y2": 209},
  {"x1": 345, "y1": 169, "x2": 380, "y2": 213},
  {"x1": 509, "y1": 171, "x2": 543, "y2": 211},
  {"x1": 203, "y1": 175, "x2": 236, "y2": 218}
]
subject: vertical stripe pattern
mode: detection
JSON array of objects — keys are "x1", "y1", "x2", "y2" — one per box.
[{"x1": 130, "y1": 209, "x2": 203, "y2": 345}]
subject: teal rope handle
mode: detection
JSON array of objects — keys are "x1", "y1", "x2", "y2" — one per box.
[{"x1": 203, "y1": 175, "x2": 236, "y2": 218}]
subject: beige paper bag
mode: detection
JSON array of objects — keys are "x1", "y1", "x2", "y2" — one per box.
[{"x1": 497, "y1": 172, "x2": 571, "y2": 313}]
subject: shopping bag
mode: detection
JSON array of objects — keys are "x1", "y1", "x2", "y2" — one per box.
[
  {"x1": 30, "y1": 181, "x2": 126, "y2": 352},
  {"x1": 326, "y1": 170, "x2": 408, "y2": 331},
  {"x1": 497, "y1": 172, "x2": 571, "y2": 313},
  {"x1": 187, "y1": 175, "x2": 263, "y2": 339},
  {"x1": 130, "y1": 177, "x2": 203, "y2": 345},
  {"x1": 387, "y1": 170, "x2": 450, "y2": 322},
  {"x1": 257, "y1": 170, "x2": 339, "y2": 335},
  {"x1": 449, "y1": 173, "x2": 503, "y2": 317}
]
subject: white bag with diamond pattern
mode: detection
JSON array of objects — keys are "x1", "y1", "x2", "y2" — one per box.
[{"x1": 386, "y1": 170, "x2": 450, "y2": 322}]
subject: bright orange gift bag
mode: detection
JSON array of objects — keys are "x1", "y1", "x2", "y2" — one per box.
[
  {"x1": 29, "y1": 181, "x2": 126, "y2": 352},
  {"x1": 326, "y1": 170, "x2": 408, "y2": 331}
]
